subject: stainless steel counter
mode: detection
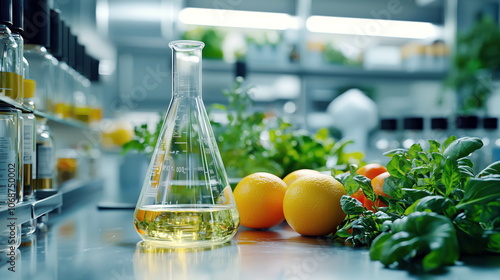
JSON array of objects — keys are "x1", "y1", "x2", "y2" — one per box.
[{"x1": 1, "y1": 194, "x2": 500, "y2": 280}]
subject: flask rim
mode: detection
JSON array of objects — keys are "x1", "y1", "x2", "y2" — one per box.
[{"x1": 169, "y1": 40, "x2": 205, "y2": 51}]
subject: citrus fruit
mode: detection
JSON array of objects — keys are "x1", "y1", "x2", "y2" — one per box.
[
  {"x1": 282, "y1": 169, "x2": 321, "y2": 186},
  {"x1": 356, "y1": 163, "x2": 387, "y2": 179},
  {"x1": 233, "y1": 172, "x2": 287, "y2": 229},
  {"x1": 283, "y1": 174, "x2": 346, "y2": 236}
]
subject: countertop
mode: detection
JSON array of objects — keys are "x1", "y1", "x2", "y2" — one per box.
[{"x1": 1, "y1": 192, "x2": 500, "y2": 280}]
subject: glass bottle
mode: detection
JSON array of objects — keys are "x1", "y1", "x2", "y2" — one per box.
[
  {"x1": 133, "y1": 40, "x2": 239, "y2": 247},
  {"x1": 22, "y1": 112, "x2": 36, "y2": 200},
  {"x1": 481, "y1": 117, "x2": 500, "y2": 167},
  {"x1": 373, "y1": 118, "x2": 400, "y2": 151},
  {"x1": 455, "y1": 115, "x2": 482, "y2": 171},
  {"x1": 428, "y1": 117, "x2": 449, "y2": 143},
  {"x1": 0, "y1": 108, "x2": 22, "y2": 205},
  {"x1": 34, "y1": 117, "x2": 56, "y2": 192},
  {"x1": 23, "y1": 78, "x2": 36, "y2": 110},
  {"x1": 0, "y1": 0, "x2": 19, "y2": 103},
  {"x1": 8, "y1": 0, "x2": 24, "y2": 104},
  {"x1": 401, "y1": 117, "x2": 427, "y2": 150},
  {"x1": 23, "y1": 0, "x2": 57, "y2": 112},
  {"x1": 0, "y1": 108, "x2": 22, "y2": 252}
]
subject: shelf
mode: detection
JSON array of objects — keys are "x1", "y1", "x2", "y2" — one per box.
[
  {"x1": 0, "y1": 96, "x2": 31, "y2": 112},
  {"x1": 0, "y1": 178, "x2": 103, "y2": 225},
  {"x1": 34, "y1": 110, "x2": 90, "y2": 130},
  {"x1": 0, "y1": 96, "x2": 91, "y2": 130},
  {"x1": 202, "y1": 60, "x2": 447, "y2": 80}
]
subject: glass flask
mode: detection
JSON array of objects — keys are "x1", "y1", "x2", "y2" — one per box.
[{"x1": 133, "y1": 40, "x2": 239, "y2": 247}]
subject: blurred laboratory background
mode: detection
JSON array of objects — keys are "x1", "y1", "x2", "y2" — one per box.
[{"x1": 3, "y1": 0, "x2": 500, "y2": 208}]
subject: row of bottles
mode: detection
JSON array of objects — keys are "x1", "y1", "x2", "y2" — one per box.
[
  {"x1": 370, "y1": 115, "x2": 500, "y2": 169},
  {"x1": 1, "y1": 0, "x2": 100, "y2": 252},
  {"x1": 1, "y1": 107, "x2": 56, "y2": 252},
  {"x1": 0, "y1": 0, "x2": 102, "y2": 125}
]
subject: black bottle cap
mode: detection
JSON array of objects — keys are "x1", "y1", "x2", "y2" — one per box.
[
  {"x1": 11, "y1": 0, "x2": 22, "y2": 32},
  {"x1": 403, "y1": 117, "x2": 424, "y2": 130},
  {"x1": 83, "y1": 53, "x2": 91, "y2": 80},
  {"x1": 380, "y1": 118, "x2": 397, "y2": 131},
  {"x1": 431, "y1": 117, "x2": 448, "y2": 130},
  {"x1": 234, "y1": 61, "x2": 246, "y2": 79},
  {"x1": 0, "y1": 0, "x2": 13, "y2": 26},
  {"x1": 90, "y1": 57, "x2": 99, "y2": 82},
  {"x1": 76, "y1": 43, "x2": 85, "y2": 75},
  {"x1": 49, "y1": 9, "x2": 62, "y2": 60},
  {"x1": 483, "y1": 117, "x2": 498, "y2": 130},
  {"x1": 456, "y1": 115, "x2": 478, "y2": 129},
  {"x1": 23, "y1": 0, "x2": 50, "y2": 48},
  {"x1": 68, "y1": 31, "x2": 77, "y2": 69},
  {"x1": 61, "y1": 21, "x2": 69, "y2": 63}
]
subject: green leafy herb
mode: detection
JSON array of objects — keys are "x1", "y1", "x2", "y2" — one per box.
[
  {"x1": 370, "y1": 212, "x2": 459, "y2": 272},
  {"x1": 335, "y1": 136, "x2": 500, "y2": 272}
]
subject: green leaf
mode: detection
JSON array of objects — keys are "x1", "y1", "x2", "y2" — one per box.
[
  {"x1": 453, "y1": 213, "x2": 487, "y2": 254},
  {"x1": 354, "y1": 175, "x2": 376, "y2": 201},
  {"x1": 383, "y1": 176, "x2": 404, "y2": 199},
  {"x1": 442, "y1": 157, "x2": 461, "y2": 196},
  {"x1": 370, "y1": 212, "x2": 459, "y2": 271},
  {"x1": 443, "y1": 137, "x2": 483, "y2": 161},
  {"x1": 386, "y1": 154, "x2": 412, "y2": 178},
  {"x1": 340, "y1": 195, "x2": 366, "y2": 215},
  {"x1": 478, "y1": 161, "x2": 500, "y2": 177},
  {"x1": 486, "y1": 231, "x2": 500, "y2": 253},
  {"x1": 403, "y1": 188, "x2": 433, "y2": 204},
  {"x1": 457, "y1": 177, "x2": 500, "y2": 222},
  {"x1": 405, "y1": 196, "x2": 457, "y2": 218}
]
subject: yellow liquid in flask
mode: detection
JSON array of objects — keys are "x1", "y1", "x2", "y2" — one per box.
[{"x1": 134, "y1": 204, "x2": 239, "y2": 247}]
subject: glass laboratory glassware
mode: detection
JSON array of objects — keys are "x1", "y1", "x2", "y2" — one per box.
[
  {"x1": 34, "y1": 117, "x2": 56, "y2": 191},
  {"x1": 133, "y1": 40, "x2": 239, "y2": 247},
  {"x1": 0, "y1": 0, "x2": 19, "y2": 103},
  {"x1": 0, "y1": 108, "x2": 23, "y2": 205}
]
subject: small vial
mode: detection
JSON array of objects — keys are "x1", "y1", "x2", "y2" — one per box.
[
  {"x1": 0, "y1": 108, "x2": 23, "y2": 205},
  {"x1": 402, "y1": 117, "x2": 427, "y2": 149},
  {"x1": 429, "y1": 117, "x2": 449, "y2": 144},
  {"x1": 455, "y1": 115, "x2": 481, "y2": 171},
  {"x1": 34, "y1": 118, "x2": 56, "y2": 191},
  {"x1": 23, "y1": 78, "x2": 36, "y2": 110},
  {"x1": 371, "y1": 118, "x2": 400, "y2": 163},
  {"x1": 22, "y1": 113, "x2": 36, "y2": 200},
  {"x1": 481, "y1": 117, "x2": 500, "y2": 166}
]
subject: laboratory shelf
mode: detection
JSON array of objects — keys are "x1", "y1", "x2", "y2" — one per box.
[
  {"x1": 202, "y1": 59, "x2": 447, "y2": 80},
  {"x1": 0, "y1": 95, "x2": 91, "y2": 130},
  {"x1": 0, "y1": 178, "x2": 103, "y2": 225},
  {"x1": 0, "y1": 95, "x2": 30, "y2": 112},
  {"x1": 34, "y1": 110, "x2": 90, "y2": 130}
]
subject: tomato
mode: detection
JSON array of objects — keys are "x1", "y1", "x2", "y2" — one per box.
[
  {"x1": 356, "y1": 163, "x2": 388, "y2": 180},
  {"x1": 371, "y1": 172, "x2": 391, "y2": 208}
]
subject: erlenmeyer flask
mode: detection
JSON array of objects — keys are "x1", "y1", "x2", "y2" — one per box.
[{"x1": 133, "y1": 40, "x2": 240, "y2": 247}]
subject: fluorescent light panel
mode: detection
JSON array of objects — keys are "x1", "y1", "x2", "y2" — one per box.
[
  {"x1": 178, "y1": 8, "x2": 295, "y2": 30},
  {"x1": 307, "y1": 16, "x2": 439, "y2": 39}
]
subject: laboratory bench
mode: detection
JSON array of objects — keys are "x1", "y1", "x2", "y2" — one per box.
[{"x1": 1, "y1": 186, "x2": 500, "y2": 280}]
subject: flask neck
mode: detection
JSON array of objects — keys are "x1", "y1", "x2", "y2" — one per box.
[{"x1": 170, "y1": 40, "x2": 204, "y2": 98}]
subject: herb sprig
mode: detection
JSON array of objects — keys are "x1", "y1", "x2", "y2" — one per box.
[{"x1": 335, "y1": 136, "x2": 500, "y2": 272}]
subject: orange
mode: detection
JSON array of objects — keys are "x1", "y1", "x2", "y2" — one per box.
[
  {"x1": 356, "y1": 163, "x2": 387, "y2": 180},
  {"x1": 282, "y1": 169, "x2": 321, "y2": 186},
  {"x1": 283, "y1": 174, "x2": 346, "y2": 236},
  {"x1": 233, "y1": 172, "x2": 288, "y2": 229}
]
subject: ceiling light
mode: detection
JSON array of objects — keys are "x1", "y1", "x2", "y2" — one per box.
[
  {"x1": 179, "y1": 8, "x2": 296, "y2": 30},
  {"x1": 306, "y1": 16, "x2": 440, "y2": 39}
]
